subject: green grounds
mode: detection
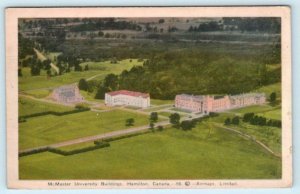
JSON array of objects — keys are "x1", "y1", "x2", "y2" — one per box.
[
  {"x1": 19, "y1": 97, "x2": 73, "y2": 117},
  {"x1": 19, "y1": 123, "x2": 281, "y2": 180},
  {"x1": 19, "y1": 59, "x2": 142, "y2": 91},
  {"x1": 150, "y1": 99, "x2": 174, "y2": 106},
  {"x1": 22, "y1": 89, "x2": 52, "y2": 98},
  {"x1": 211, "y1": 105, "x2": 282, "y2": 155},
  {"x1": 19, "y1": 109, "x2": 151, "y2": 150}
]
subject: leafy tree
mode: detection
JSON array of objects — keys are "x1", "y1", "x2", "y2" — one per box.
[
  {"x1": 104, "y1": 73, "x2": 119, "y2": 90},
  {"x1": 224, "y1": 118, "x2": 231, "y2": 125},
  {"x1": 149, "y1": 122, "x2": 155, "y2": 131},
  {"x1": 149, "y1": 112, "x2": 158, "y2": 123},
  {"x1": 98, "y1": 31, "x2": 104, "y2": 37},
  {"x1": 243, "y1": 112, "x2": 255, "y2": 122},
  {"x1": 270, "y1": 92, "x2": 277, "y2": 103},
  {"x1": 18, "y1": 68, "x2": 22, "y2": 77},
  {"x1": 231, "y1": 116, "x2": 240, "y2": 125},
  {"x1": 158, "y1": 19, "x2": 165, "y2": 23},
  {"x1": 180, "y1": 120, "x2": 194, "y2": 130},
  {"x1": 169, "y1": 113, "x2": 180, "y2": 127},
  {"x1": 30, "y1": 65, "x2": 40, "y2": 76},
  {"x1": 126, "y1": 118, "x2": 134, "y2": 126},
  {"x1": 95, "y1": 85, "x2": 109, "y2": 99},
  {"x1": 78, "y1": 79, "x2": 89, "y2": 91}
]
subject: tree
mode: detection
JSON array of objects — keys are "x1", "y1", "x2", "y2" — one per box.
[
  {"x1": 180, "y1": 120, "x2": 194, "y2": 130},
  {"x1": 103, "y1": 73, "x2": 119, "y2": 90},
  {"x1": 98, "y1": 31, "x2": 104, "y2": 37},
  {"x1": 149, "y1": 112, "x2": 158, "y2": 123},
  {"x1": 231, "y1": 116, "x2": 240, "y2": 125},
  {"x1": 270, "y1": 92, "x2": 276, "y2": 103},
  {"x1": 18, "y1": 68, "x2": 22, "y2": 77},
  {"x1": 224, "y1": 118, "x2": 231, "y2": 125},
  {"x1": 126, "y1": 118, "x2": 134, "y2": 126},
  {"x1": 243, "y1": 112, "x2": 254, "y2": 122},
  {"x1": 84, "y1": 64, "x2": 89, "y2": 71},
  {"x1": 158, "y1": 19, "x2": 165, "y2": 23},
  {"x1": 169, "y1": 113, "x2": 180, "y2": 127},
  {"x1": 78, "y1": 79, "x2": 89, "y2": 91},
  {"x1": 95, "y1": 85, "x2": 109, "y2": 99},
  {"x1": 149, "y1": 122, "x2": 155, "y2": 131}
]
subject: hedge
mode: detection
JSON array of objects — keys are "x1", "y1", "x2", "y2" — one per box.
[
  {"x1": 19, "y1": 147, "x2": 49, "y2": 157},
  {"x1": 18, "y1": 108, "x2": 90, "y2": 122},
  {"x1": 48, "y1": 141, "x2": 110, "y2": 156},
  {"x1": 96, "y1": 131, "x2": 150, "y2": 143}
]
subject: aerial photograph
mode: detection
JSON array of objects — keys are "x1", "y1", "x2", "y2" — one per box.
[{"x1": 18, "y1": 17, "x2": 282, "y2": 180}]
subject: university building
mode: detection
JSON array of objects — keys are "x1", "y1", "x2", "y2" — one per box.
[
  {"x1": 51, "y1": 84, "x2": 84, "y2": 104},
  {"x1": 175, "y1": 93, "x2": 266, "y2": 113},
  {"x1": 105, "y1": 90, "x2": 150, "y2": 108}
]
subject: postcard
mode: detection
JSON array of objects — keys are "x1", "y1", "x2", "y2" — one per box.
[{"x1": 5, "y1": 6, "x2": 292, "y2": 189}]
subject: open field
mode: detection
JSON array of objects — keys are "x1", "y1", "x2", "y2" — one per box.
[
  {"x1": 19, "y1": 109, "x2": 150, "y2": 150},
  {"x1": 22, "y1": 89, "x2": 52, "y2": 98},
  {"x1": 19, "y1": 59, "x2": 140, "y2": 91},
  {"x1": 19, "y1": 122, "x2": 281, "y2": 180},
  {"x1": 150, "y1": 99, "x2": 174, "y2": 106},
  {"x1": 258, "y1": 108, "x2": 281, "y2": 120},
  {"x1": 228, "y1": 104, "x2": 277, "y2": 114},
  {"x1": 253, "y1": 82, "x2": 281, "y2": 100},
  {"x1": 19, "y1": 97, "x2": 74, "y2": 117}
]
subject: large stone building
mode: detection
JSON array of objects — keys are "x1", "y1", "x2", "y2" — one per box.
[
  {"x1": 51, "y1": 84, "x2": 84, "y2": 104},
  {"x1": 105, "y1": 90, "x2": 150, "y2": 108},
  {"x1": 175, "y1": 93, "x2": 266, "y2": 114}
]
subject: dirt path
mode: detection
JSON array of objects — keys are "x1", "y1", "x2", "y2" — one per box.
[{"x1": 213, "y1": 123, "x2": 281, "y2": 158}]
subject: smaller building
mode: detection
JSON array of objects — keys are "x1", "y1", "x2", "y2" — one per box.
[
  {"x1": 105, "y1": 90, "x2": 150, "y2": 108},
  {"x1": 51, "y1": 84, "x2": 84, "y2": 104}
]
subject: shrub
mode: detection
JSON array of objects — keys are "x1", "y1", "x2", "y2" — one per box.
[
  {"x1": 157, "y1": 125, "x2": 164, "y2": 131},
  {"x1": 75, "y1": 103, "x2": 90, "y2": 110},
  {"x1": 224, "y1": 118, "x2": 231, "y2": 125}
]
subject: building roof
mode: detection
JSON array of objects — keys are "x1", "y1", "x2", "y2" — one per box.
[{"x1": 106, "y1": 90, "x2": 150, "y2": 98}]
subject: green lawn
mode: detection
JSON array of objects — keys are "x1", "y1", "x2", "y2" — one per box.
[
  {"x1": 19, "y1": 109, "x2": 150, "y2": 150},
  {"x1": 79, "y1": 59, "x2": 143, "y2": 71},
  {"x1": 229, "y1": 105, "x2": 276, "y2": 114},
  {"x1": 151, "y1": 99, "x2": 174, "y2": 106},
  {"x1": 252, "y1": 82, "x2": 281, "y2": 100},
  {"x1": 19, "y1": 97, "x2": 74, "y2": 117},
  {"x1": 19, "y1": 123, "x2": 281, "y2": 180},
  {"x1": 258, "y1": 108, "x2": 281, "y2": 120},
  {"x1": 22, "y1": 89, "x2": 52, "y2": 98}
]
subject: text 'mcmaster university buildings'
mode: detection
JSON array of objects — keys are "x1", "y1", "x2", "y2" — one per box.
[{"x1": 105, "y1": 90, "x2": 150, "y2": 108}]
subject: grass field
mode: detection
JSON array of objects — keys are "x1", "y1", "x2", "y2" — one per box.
[
  {"x1": 228, "y1": 104, "x2": 276, "y2": 114},
  {"x1": 253, "y1": 82, "x2": 281, "y2": 100},
  {"x1": 19, "y1": 97, "x2": 74, "y2": 117},
  {"x1": 19, "y1": 109, "x2": 150, "y2": 150},
  {"x1": 19, "y1": 59, "x2": 141, "y2": 91},
  {"x1": 22, "y1": 89, "x2": 52, "y2": 98},
  {"x1": 150, "y1": 99, "x2": 174, "y2": 106},
  {"x1": 19, "y1": 122, "x2": 281, "y2": 180},
  {"x1": 258, "y1": 108, "x2": 281, "y2": 120}
]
